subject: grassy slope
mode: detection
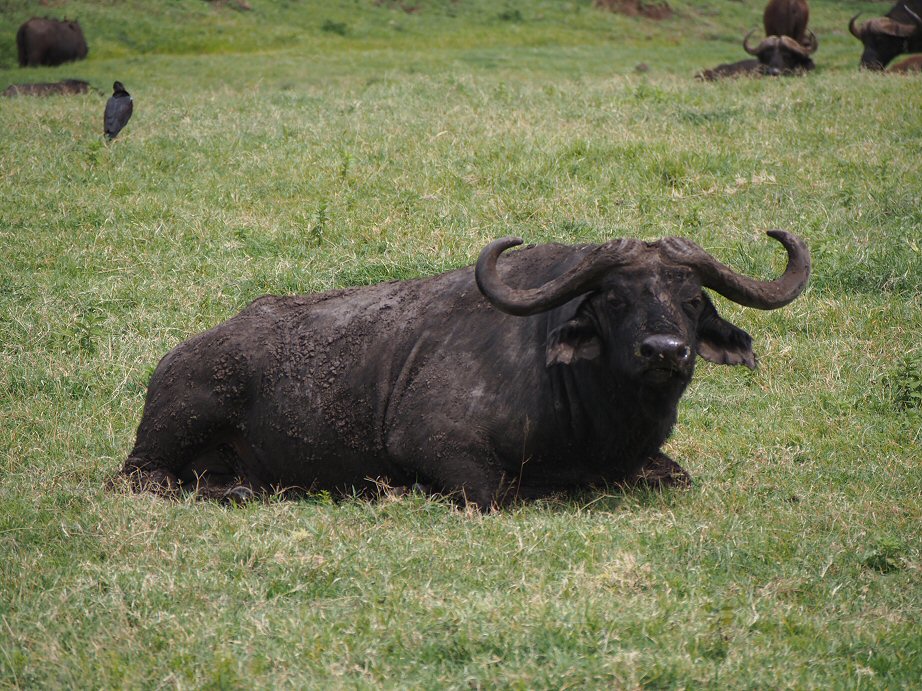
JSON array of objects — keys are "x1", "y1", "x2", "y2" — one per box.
[{"x1": 1, "y1": 1, "x2": 920, "y2": 688}]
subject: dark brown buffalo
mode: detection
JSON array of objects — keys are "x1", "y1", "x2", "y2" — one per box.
[
  {"x1": 121, "y1": 232, "x2": 810, "y2": 510},
  {"x1": 17, "y1": 17, "x2": 88, "y2": 67},
  {"x1": 695, "y1": 59, "x2": 765, "y2": 81},
  {"x1": 763, "y1": 0, "x2": 812, "y2": 45},
  {"x1": 1, "y1": 79, "x2": 90, "y2": 97},
  {"x1": 888, "y1": 54, "x2": 922, "y2": 71},
  {"x1": 743, "y1": 30, "x2": 818, "y2": 75},
  {"x1": 850, "y1": 1, "x2": 922, "y2": 69}
]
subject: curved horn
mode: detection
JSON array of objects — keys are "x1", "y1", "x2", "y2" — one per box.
[
  {"x1": 779, "y1": 35, "x2": 809, "y2": 57},
  {"x1": 475, "y1": 237, "x2": 642, "y2": 316},
  {"x1": 873, "y1": 17, "x2": 920, "y2": 37},
  {"x1": 849, "y1": 13, "x2": 864, "y2": 39},
  {"x1": 743, "y1": 29, "x2": 761, "y2": 55},
  {"x1": 659, "y1": 230, "x2": 810, "y2": 309},
  {"x1": 801, "y1": 29, "x2": 818, "y2": 54}
]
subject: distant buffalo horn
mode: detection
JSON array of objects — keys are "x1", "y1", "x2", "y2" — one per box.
[
  {"x1": 779, "y1": 34, "x2": 813, "y2": 57},
  {"x1": 476, "y1": 237, "x2": 642, "y2": 316},
  {"x1": 743, "y1": 29, "x2": 768, "y2": 55},
  {"x1": 659, "y1": 230, "x2": 811, "y2": 310},
  {"x1": 849, "y1": 13, "x2": 864, "y2": 39},
  {"x1": 801, "y1": 29, "x2": 818, "y2": 54},
  {"x1": 852, "y1": 15, "x2": 918, "y2": 38},
  {"x1": 744, "y1": 32, "x2": 814, "y2": 57}
]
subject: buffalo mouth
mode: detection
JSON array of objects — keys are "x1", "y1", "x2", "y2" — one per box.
[{"x1": 640, "y1": 364, "x2": 689, "y2": 385}]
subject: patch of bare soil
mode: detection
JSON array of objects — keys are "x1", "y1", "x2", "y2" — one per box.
[
  {"x1": 205, "y1": 0, "x2": 252, "y2": 10},
  {"x1": 593, "y1": 0, "x2": 672, "y2": 20},
  {"x1": 374, "y1": 0, "x2": 421, "y2": 13}
]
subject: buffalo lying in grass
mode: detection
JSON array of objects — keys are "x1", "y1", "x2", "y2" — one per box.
[
  {"x1": 16, "y1": 17, "x2": 88, "y2": 67},
  {"x1": 696, "y1": 30, "x2": 816, "y2": 80},
  {"x1": 696, "y1": 59, "x2": 765, "y2": 82},
  {"x1": 742, "y1": 30, "x2": 817, "y2": 75},
  {"x1": 121, "y1": 232, "x2": 810, "y2": 510},
  {"x1": 849, "y1": 1, "x2": 922, "y2": 70},
  {"x1": 1, "y1": 79, "x2": 90, "y2": 97}
]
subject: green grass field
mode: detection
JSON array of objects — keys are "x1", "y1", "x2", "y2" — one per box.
[{"x1": 1, "y1": 0, "x2": 920, "y2": 687}]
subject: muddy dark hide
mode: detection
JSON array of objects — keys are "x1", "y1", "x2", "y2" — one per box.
[
  {"x1": 121, "y1": 232, "x2": 809, "y2": 510},
  {"x1": 889, "y1": 54, "x2": 922, "y2": 72},
  {"x1": 2, "y1": 79, "x2": 89, "y2": 97},
  {"x1": 850, "y1": 1, "x2": 922, "y2": 69},
  {"x1": 696, "y1": 59, "x2": 765, "y2": 81},
  {"x1": 16, "y1": 17, "x2": 88, "y2": 67}
]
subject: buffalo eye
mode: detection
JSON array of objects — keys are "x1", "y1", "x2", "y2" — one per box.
[
  {"x1": 605, "y1": 290, "x2": 627, "y2": 310},
  {"x1": 682, "y1": 294, "x2": 704, "y2": 317}
]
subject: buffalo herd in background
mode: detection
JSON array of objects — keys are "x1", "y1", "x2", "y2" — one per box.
[
  {"x1": 697, "y1": 0, "x2": 922, "y2": 79},
  {"x1": 5, "y1": 1, "x2": 922, "y2": 99}
]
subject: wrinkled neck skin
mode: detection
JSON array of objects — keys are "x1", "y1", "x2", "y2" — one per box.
[{"x1": 546, "y1": 353, "x2": 688, "y2": 475}]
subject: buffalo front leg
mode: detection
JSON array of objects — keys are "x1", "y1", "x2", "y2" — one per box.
[{"x1": 628, "y1": 451, "x2": 693, "y2": 489}]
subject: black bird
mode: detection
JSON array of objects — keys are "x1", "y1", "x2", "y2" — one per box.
[{"x1": 104, "y1": 81, "x2": 133, "y2": 139}]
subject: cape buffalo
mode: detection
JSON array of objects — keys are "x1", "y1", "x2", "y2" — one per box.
[
  {"x1": 104, "y1": 81, "x2": 133, "y2": 139},
  {"x1": 849, "y1": 1, "x2": 922, "y2": 69},
  {"x1": 121, "y1": 231, "x2": 810, "y2": 510},
  {"x1": 695, "y1": 59, "x2": 765, "y2": 81},
  {"x1": 1, "y1": 79, "x2": 90, "y2": 97},
  {"x1": 16, "y1": 17, "x2": 88, "y2": 68},
  {"x1": 763, "y1": 0, "x2": 812, "y2": 46},
  {"x1": 743, "y1": 30, "x2": 818, "y2": 75}
]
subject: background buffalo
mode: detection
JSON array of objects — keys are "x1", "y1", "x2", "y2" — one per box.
[
  {"x1": 849, "y1": 0, "x2": 922, "y2": 69},
  {"x1": 16, "y1": 17, "x2": 88, "y2": 67},
  {"x1": 763, "y1": 0, "x2": 813, "y2": 46},
  {"x1": 743, "y1": 30, "x2": 817, "y2": 75}
]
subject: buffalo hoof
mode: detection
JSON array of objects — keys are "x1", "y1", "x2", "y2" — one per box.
[
  {"x1": 630, "y1": 453, "x2": 692, "y2": 489},
  {"x1": 222, "y1": 485, "x2": 256, "y2": 505},
  {"x1": 119, "y1": 466, "x2": 183, "y2": 498}
]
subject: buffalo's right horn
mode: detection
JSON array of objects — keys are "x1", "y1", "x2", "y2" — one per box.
[
  {"x1": 659, "y1": 231, "x2": 810, "y2": 310},
  {"x1": 849, "y1": 13, "x2": 864, "y2": 39},
  {"x1": 475, "y1": 237, "x2": 642, "y2": 316},
  {"x1": 743, "y1": 29, "x2": 761, "y2": 55}
]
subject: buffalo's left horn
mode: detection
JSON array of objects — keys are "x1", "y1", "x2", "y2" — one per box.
[
  {"x1": 475, "y1": 237, "x2": 642, "y2": 316},
  {"x1": 779, "y1": 35, "x2": 813, "y2": 57},
  {"x1": 659, "y1": 230, "x2": 810, "y2": 309},
  {"x1": 849, "y1": 13, "x2": 864, "y2": 39},
  {"x1": 801, "y1": 29, "x2": 818, "y2": 54}
]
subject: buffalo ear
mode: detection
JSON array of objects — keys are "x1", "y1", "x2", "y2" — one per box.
[
  {"x1": 546, "y1": 315, "x2": 602, "y2": 367},
  {"x1": 696, "y1": 292, "x2": 757, "y2": 369}
]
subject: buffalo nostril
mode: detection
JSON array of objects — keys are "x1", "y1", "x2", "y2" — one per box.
[{"x1": 639, "y1": 336, "x2": 691, "y2": 365}]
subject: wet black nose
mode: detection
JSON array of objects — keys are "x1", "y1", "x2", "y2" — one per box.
[{"x1": 638, "y1": 335, "x2": 692, "y2": 367}]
